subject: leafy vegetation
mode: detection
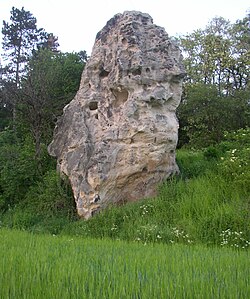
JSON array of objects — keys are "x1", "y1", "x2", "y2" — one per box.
[
  {"x1": 1, "y1": 132, "x2": 249, "y2": 249},
  {"x1": 177, "y1": 14, "x2": 249, "y2": 148},
  {"x1": 0, "y1": 7, "x2": 249, "y2": 298},
  {"x1": 1, "y1": 229, "x2": 249, "y2": 299},
  {"x1": 0, "y1": 7, "x2": 249, "y2": 249}
]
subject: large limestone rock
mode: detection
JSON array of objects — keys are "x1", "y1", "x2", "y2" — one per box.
[{"x1": 48, "y1": 11, "x2": 185, "y2": 219}]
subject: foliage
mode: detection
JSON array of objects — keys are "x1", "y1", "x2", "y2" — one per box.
[
  {"x1": 177, "y1": 84, "x2": 250, "y2": 148},
  {"x1": 0, "y1": 7, "x2": 86, "y2": 232},
  {"x1": 1, "y1": 169, "x2": 76, "y2": 234},
  {"x1": 0, "y1": 97, "x2": 12, "y2": 131},
  {"x1": 1, "y1": 7, "x2": 46, "y2": 85},
  {"x1": 216, "y1": 128, "x2": 250, "y2": 192},
  {"x1": 0, "y1": 130, "x2": 40, "y2": 211},
  {"x1": 220, "y1": 229, "x2": 250, "y2": 249},
  {"x1": 18, "y1": 49, "x2": 60, "y2": 158},
  {"x1": 177, "y1": 14, "x2": 249, "y2": 148},
  {"x1": 18, "y1": 49, "x2": 86, "y2": 158},
  {"x1": 60, "y1": 155, "x2": 249, "y2": 247},
  {"x1": 1, "y1": 136, "x2": 249, "y2": 247},
  {"x1": 0, "y1": 8, "x2": 249, "y2": 254},
  {"x1": 176, "y1": 148, "x2": 217, "y2": 178},
  {"x1": 179, "y1": 15, "x2": 249, "y2": 93},
  {"x1": 1, "y1": 6, "x2": 86, "y2": 138}
]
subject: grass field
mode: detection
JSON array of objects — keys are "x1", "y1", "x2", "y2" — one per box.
[{"x1": 0, "y1": 228, "x2": 249, "y2": 299}]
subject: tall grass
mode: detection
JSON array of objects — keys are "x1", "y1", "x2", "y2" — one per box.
[
  {"x1": 0, "y1": 229, "x2": 249, "y2": 299},
  {"x1": 60, "y1": 150, "x2": 249, "y2": 247},
  {"x1": 1, "y1": 149, "x2": 249, "y2": 247}
]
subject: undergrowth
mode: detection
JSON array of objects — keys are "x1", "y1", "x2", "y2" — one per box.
[{"x1": 0, "y1": 128, "x2": 249, "y2": 248}]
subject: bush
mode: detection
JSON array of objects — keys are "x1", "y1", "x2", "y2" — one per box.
[
  {"x1": 203, "y1": 146, "x2": 221, "y2": 160},
  {"x1": 0, "y1": 130, "x2": 38, "y2": 211},
  {"x1": 176, "y1": 149, "x2": 217, "y2": 179},
  {"x1": 217, "y1": 128, "x2": 250, "y2": 192},
  {"x1": 1, "y1": 170, "x2": 77, "y2": 234},
  {"x1": 0, "y1": 129, "x2": 55, "y2": 212}
]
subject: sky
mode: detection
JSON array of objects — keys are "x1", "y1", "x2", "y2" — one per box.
[{"x1": 0, "y1": 0, "x2": 249, "y2": 56}]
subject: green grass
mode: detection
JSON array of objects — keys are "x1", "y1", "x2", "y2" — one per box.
[
  {"x1": 60, "y1": 171, "x2": 249, "y2": 247},
  {"x1": 1, "y1": 149, "x2": 249, "y2": 248},
  {"x1": 0, "y1": 228, "x2": 249, "y2": 299}
]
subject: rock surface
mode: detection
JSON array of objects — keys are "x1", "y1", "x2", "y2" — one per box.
[{"x1": 48, "y1": 11, "x2": 185, "y2": 219}]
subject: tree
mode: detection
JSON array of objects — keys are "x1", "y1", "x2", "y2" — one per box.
[
  {"x1": 0, "y1": 83, "x2": 14, "y2": 131},
  {"x1": 2, "y1": 7, "x2": 46, "y2": 85},
  {"x1": 0, "y1": 7, "x2": 88, "y2": 212},
  {"x1": 19, "y1": 49, "x2": 86, "y2": 161},
  {"x1": 228, "y1": 13, "x2": 250, "y2": 92},
  {"x1": 37, "y1": 33, "x2": 60, "y2": 52},
  {"x1": 177, "y1": 14, "x2": 250, "y2": 148},
  {"x1": 179, "y1": 15, "x2": 249, "y2": 94},
  {"x1": 1, "y1": 7, "x2": 46, "y2": 124},
  {"x1": 177, "y1": 83, "x2": 250, "y2": 148},
  {"x1": 0, "y1": 47, "x2": 87, "y2": 209}
]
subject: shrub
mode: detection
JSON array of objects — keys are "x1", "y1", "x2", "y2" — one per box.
[
  {"x1": 1, "y1": 170, "x2": 77, "y2": 233},
  {"x1": 217, "y1": 128, "x2": 250, "y2": 192}
]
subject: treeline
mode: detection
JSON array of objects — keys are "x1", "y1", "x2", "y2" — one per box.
[
  {"x1": 0, "y1": 7, "x2": 87, "y2": 212},
  {"x1": 177, "y1": 14, "x2": 250, "y2": 147},
  {"x1": 0, "y1": 7, "x2": 249, "y2": 214}
]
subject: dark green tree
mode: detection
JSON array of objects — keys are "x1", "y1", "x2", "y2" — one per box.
[
  {"x1": 177, "y1": 83, "x2": 250, "y2": 148},
  {"x1": 37, "y1": 33, "x2": 60, "y2": 52},
  {"x1": 2, "y1": 7, "x2": 46, "y2": 85},
  {"x1": 1, "y1": 7, "x2": 46, "y2": 124},
  {"x1": 177, "y1": 14, "x2": 250, "y2": 148},
  {"x1": 19, "y1": 49, "x2": 86, "y2": 160}
]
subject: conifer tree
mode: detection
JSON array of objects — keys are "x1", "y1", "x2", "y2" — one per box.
[{"x1": 1, "y1": 7, "x2": 46, "y2": 123}]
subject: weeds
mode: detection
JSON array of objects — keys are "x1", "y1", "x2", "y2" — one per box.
[
  {"x1": 0, "y1": 130, "x2": 249, "y2": 248},
  {"x1": 220, "y1": 229, "x2": 250, "y2": 249}
]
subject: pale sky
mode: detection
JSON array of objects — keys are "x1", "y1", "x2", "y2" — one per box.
[{"x1": 0, "y1": 0, "x2": 249, "y2": 56}]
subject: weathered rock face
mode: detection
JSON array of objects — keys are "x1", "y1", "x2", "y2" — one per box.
[{"x1": 48, "y1": 11, "x2": 185, "y2": 219}]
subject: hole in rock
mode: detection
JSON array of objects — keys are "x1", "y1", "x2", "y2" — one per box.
[
  {"x1": 111, "y1": 88, "x2": 129, "y2": 108},
  {"x1": 99, "y1": 67, "x2": 110, "y2": 78},
  {"x1": 146, "y1": 67, "x2": 150, "y2": 73},
  {"x1": 131, "y1": 67, "x2": 142, "y2": 76},
  {"x1": 142, "y1": 166, "x2": 148, "y2": 172},
  {"x1": 95, "y1": 114, "x2": 99, "y2": 119},
  {"x1": 122, "y1": 38, "x2": 128, "y2": 45},
  {"x1": 89, "y1": 101, "x2": 98, "y2": 110}
]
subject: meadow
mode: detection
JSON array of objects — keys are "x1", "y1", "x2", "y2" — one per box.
[
  {"x1": 0, "y1": 228, "x2": 249, "y2": 299},
  {"x1": 1, "y1": 136, "x2": 250, "y2": 248},
  {"x1": 0, "y1": 130, "x2": 249, "y2": 298}
]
